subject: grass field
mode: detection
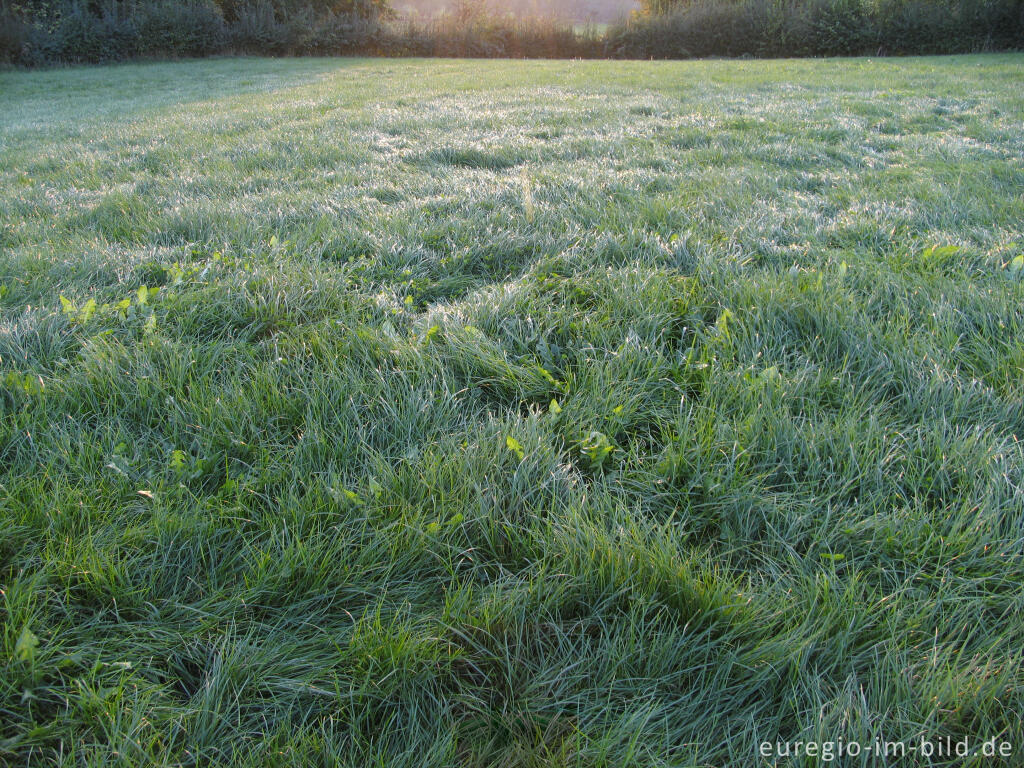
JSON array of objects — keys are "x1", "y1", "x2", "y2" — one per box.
[{"x1": 2, "y1": 55, "x2": 1023, "y2": 766}]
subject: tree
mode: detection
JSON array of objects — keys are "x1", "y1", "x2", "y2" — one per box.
[
  {"x1": 639, "y1": 0, "x2": 693, "y2": 13},
  {"x1": 212, "y1": 0, "x2": 390, "y2": 21}
]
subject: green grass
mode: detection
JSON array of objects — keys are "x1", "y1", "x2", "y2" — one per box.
[{"x1": 1, "y1": 55, "x2": 1023, "y2": 766}]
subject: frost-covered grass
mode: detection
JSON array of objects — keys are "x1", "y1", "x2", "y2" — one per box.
[{"x1": 1, "y1": 55, "x2": 1023, "y2": 767}]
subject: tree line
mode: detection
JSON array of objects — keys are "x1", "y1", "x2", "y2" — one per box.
[{"x1": 2, "y1": 0, "x2": 1021, "y2": 65}]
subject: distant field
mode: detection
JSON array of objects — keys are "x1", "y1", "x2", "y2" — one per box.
[{"x1": 2, "y1": 56, "x2": 1023, "y2": 766}]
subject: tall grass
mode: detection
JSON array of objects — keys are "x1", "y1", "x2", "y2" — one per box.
[{"x1": 1, "y1": 54, "x2": 1023, "y2": 765}]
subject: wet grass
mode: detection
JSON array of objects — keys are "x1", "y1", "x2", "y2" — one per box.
[{"x1": 1, "y1": 55, "x2": 1023, "y2": 767}]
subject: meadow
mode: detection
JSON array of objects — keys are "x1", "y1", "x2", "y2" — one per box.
[{"x1": 1, "y1": 55, "x2": 1023, "y2": 766}]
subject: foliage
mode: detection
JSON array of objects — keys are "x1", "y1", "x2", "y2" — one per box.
[
  {"x1": 4, "y1": 0, "x2": 1022, "y2": 64},
  {"x1": 618, "y1": 0, "x2": 1024, "y2": 58},
  {"x1": 135, "y1": 1, "x2": 228, "y2": 57},
  {"x1": 1, "y1": 0, "x2": 389, "y2": 64},
  {"x1": 213, "y1": 0, "x2": 390, "y2": 21},
  {"x1": 0, "y1": 11, "x2": 30, "y2": 63},
  {"x1": 3, "y1": 0, "x2": 230, "y2": 63}
]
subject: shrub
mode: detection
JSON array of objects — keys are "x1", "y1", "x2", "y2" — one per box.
[
  {"x1": 46, "y1": 5, "x2": 139, "y2": 63},
  {"x1": 611, "y1": 0, "x2": 1024, "y2": 59},
  {"x1": 874, "y1": 0, "x2": 1024, "y2": 55},
  {"x1": 413, "y1": 15, "x2": 593, "y2": 59},
  {"x1": 135, "y1": 1, "x2": 227, "y2": 58},
  {"x1": 214, "y1": 0, "x2": 389, "y2": 22},
  {"x1": 0, "y1": 11, "x2": 31, "y2": 64},
  {"x1": 309, "y1": 13, "x2": 384, "y2": 55},
  {"x1": 228, "y1": 2, "x2": 318, "y2": 54},
  {"x1": 5, "y1": 0, "x2": 1023, "y2": 65},
  {"x1": 802, "y1": 0, "x2": 874, "y2": 56}
]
